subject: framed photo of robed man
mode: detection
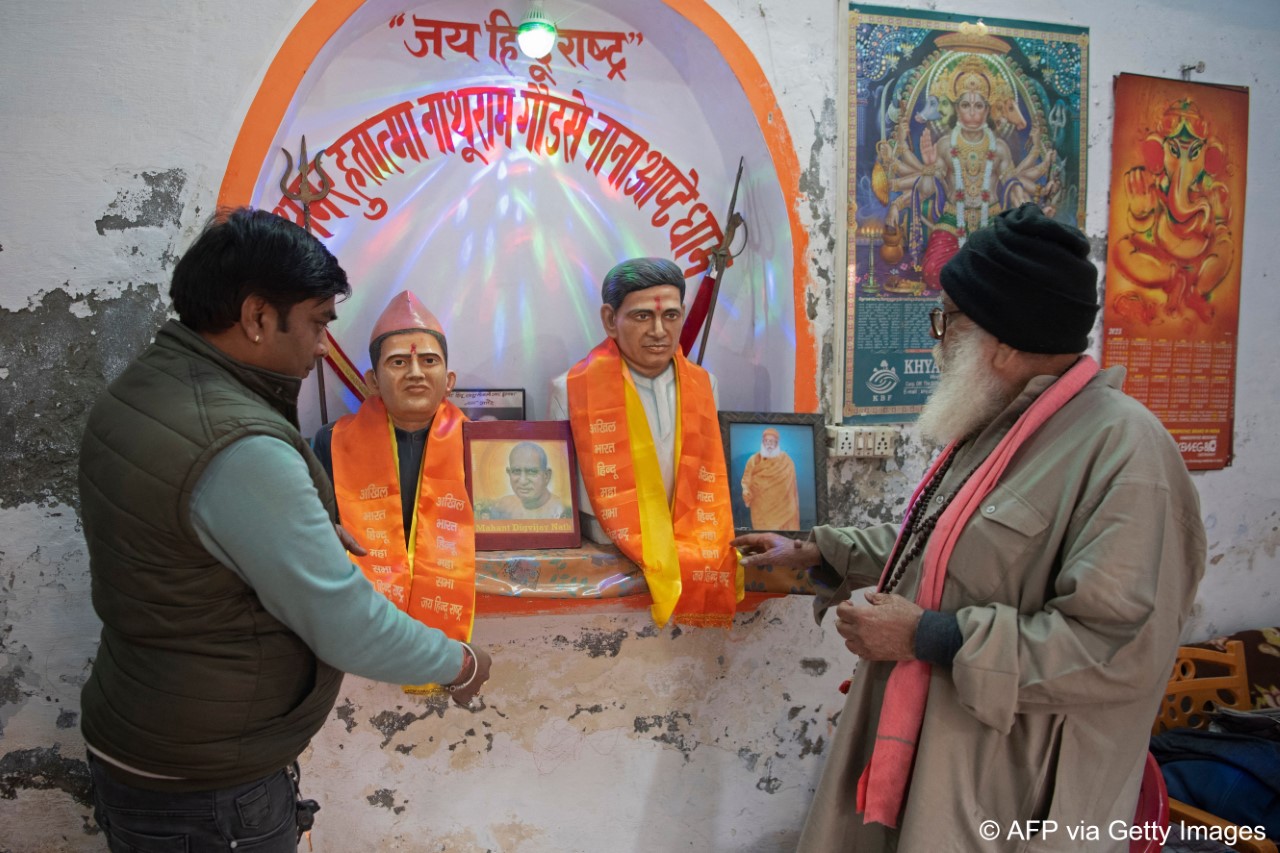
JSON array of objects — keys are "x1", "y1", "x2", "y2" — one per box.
[
  {"x1": 718, "y1": 412, "x2": 827, "y2": 534},
  {"x1": 464, "y1": 420, "x2": 581, "y2": 550}
]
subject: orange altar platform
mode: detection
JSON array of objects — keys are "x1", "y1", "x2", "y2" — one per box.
[{"x1": 474, "y1": 541, "x2": 815, "y2": 616}]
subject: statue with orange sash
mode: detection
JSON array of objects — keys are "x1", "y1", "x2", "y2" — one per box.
[
  {"x1": 314, "y1": 292, "x2": 478, "y2": 687},
  {"x1": 549, "y1": 258, "x2": 742, "y2": 628}
]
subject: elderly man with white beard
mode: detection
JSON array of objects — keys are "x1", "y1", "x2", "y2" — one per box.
[
  {"x1": 740, "y1": 428, "x2": 800, "y2": 530},
  {"x1": 733, "y1": 204, "x2": 1205, "y2": 853}
]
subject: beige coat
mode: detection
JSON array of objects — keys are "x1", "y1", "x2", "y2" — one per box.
[{"x1": 801, "y1": 366, "x2": 1205, "y2": 853}]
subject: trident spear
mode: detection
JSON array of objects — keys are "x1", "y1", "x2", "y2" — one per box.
[
  {"x1": 680, "y1": 157, "x2": 748, "y2": 365},
  {"x1": 279, "y1": 136, "x2": 335, "y2": 424}
]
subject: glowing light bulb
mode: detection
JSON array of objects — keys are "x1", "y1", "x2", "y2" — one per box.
[{"x1": 517, "y1": 3, "x2": 557, "y2": 60}]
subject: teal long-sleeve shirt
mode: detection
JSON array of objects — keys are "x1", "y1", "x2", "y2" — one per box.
[{"x1": 189, "y1": 435, "x2": 463, "y2": 686}]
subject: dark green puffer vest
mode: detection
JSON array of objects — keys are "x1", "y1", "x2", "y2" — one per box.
[{"x1": 78, "y1": 320, "x2": 343, "y2": 791}]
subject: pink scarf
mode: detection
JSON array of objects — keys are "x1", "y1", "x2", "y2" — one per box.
[{"x1": 856, "y1": 356, "x2": 1100, "y2": 827}]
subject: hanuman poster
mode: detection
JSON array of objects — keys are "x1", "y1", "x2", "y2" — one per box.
[
  {"x1": 844, "y1": 6, "x2": 1088, "y2": 420},
  {"x1": 1103, "y1": 74, "x2": 1247, "y2": 470}
]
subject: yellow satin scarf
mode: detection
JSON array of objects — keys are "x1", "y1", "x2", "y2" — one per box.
[{"x1": 567, "y1": 339, "x2": 742, "y2": 627}]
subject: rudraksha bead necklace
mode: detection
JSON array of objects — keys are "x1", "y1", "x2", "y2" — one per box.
[{"x1": 880, "y1": 450, "x2": 977, "y2": 595}]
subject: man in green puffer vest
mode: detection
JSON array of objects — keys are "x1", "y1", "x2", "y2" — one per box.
[{"x1": 78, "y1": 208, "x2": 492, "y2": 852}]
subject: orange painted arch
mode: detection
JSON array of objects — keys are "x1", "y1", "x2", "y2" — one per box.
[{"x1": 217, "y1": 0, "x2": 816, "y2": 411}]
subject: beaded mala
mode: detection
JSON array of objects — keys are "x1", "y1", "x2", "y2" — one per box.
[{"x1": 880, "y1": 449, "x2": 976, "y2": 595}]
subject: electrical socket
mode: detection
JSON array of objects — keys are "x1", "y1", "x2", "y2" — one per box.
[
  {"x1": 870, "y1": 427, "x2": 895, "y2": 458},
  {"x1": 828, "y1": 426, "x2": 896, "y2": 459},
  {"x1": 827, "y1": 425, "x2": 858, "y2": 457}
]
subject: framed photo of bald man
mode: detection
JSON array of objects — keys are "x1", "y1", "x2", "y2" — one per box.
[
  {"x1": 718, "y1": 412, "x2": 827, "y2": 534},
  {"x1": 464, "y1": 420, "x2": 581, "y2": 550}
]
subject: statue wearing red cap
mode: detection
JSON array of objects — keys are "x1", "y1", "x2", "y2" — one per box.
[{"x1": 314, "y1": 291, "x2": 483, "y2": 692}]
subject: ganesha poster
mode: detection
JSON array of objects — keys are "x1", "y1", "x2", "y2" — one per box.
[
  {"x1": 843, "y1": 6, "x2": 1087, "y2": 420},
  {"x1": 1103, "y1": 74, "x2": 1248, "y2": 470}
]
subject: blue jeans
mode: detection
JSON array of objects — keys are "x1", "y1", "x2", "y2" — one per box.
[{"x1": 88, "y1": 754, "x2": 318, "y2": 852}]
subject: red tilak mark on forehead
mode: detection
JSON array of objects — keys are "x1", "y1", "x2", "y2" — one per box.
[
  {"x1": 653, "y1": 296, "x2": 661, "y2": 310},
  {"x1": 409, "y1": 344, "x2": 418, "y2": 355}
]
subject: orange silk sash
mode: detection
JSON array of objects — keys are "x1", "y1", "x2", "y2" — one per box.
[
  {"x1": 567, "y1": 339, "x2": 742, "y2": 627},
  {"x1": 331, "y1": 397, "x2": 476, "y2": 642}
]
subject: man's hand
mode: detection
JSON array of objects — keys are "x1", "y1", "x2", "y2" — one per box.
[
  {"x1": 449, "y1": 644, "x2": 492, "y2": 708},
  {"x1": 334, "y1": 523, "x2": 367, "y2": 557},
  {"x1": 730, "y1": 532, "x2": 820, "y2": 569},
  {"x1": 834, "y1": 592, "x2": 923, "y2": 661}
]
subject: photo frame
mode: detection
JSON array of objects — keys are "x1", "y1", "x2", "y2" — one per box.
[
  {"x1": 464, "y1": 420, "x2": 581, "y2": 550},
  {"x1": 718, "y1": 412, "x2": 828, "y2": 535},
  {"x1": 450, "y1": 388, "x2": 526, "y2": 422}
]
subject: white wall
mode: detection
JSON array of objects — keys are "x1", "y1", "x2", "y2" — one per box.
[{"x1": 0, "y1": 1, "x2": 1276, "y2": 850}]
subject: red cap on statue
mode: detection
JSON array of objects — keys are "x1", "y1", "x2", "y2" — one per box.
[{"x1": 369, "y1": 290, "x2": 445, "y2": 343}]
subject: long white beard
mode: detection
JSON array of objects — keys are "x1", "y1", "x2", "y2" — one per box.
[
  {"x1": 759, "y1": 444, "x2": 780, "y2": 459},
  {"x1": 917, "y1": 328, "x2": 1016, "y2": 444}
]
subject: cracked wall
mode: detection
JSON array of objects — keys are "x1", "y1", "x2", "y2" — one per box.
[{"x1": 296, "y1": 600, "x2": 846, "y2": 852}]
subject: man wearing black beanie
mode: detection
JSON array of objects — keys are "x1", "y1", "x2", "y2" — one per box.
[
  {"x1": 735, "y1": 204, "x2": 1207, "y2": 852},
  {"x1": 940, "y1": 203, "x2": 1100, "y2": 355}
]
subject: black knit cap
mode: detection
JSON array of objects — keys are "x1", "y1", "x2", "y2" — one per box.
[{"x1": 940, "y1": 203, "x2": 1099, "y2": 354}]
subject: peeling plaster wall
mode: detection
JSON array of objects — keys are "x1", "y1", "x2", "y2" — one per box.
[
  {"x1": 0, "y1": 0, "x2": 1277, "y2": 850},
  {"x1": 295, "y1": 605, "x2": 847, "y2": 852}
]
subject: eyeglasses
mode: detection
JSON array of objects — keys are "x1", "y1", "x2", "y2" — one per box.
[
  {"x1": 506, "y1": 467, "x2": 546, "y2": 478},
  {"x1": 928, "y1": 307, "x2": 963, "y2": 340}
]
